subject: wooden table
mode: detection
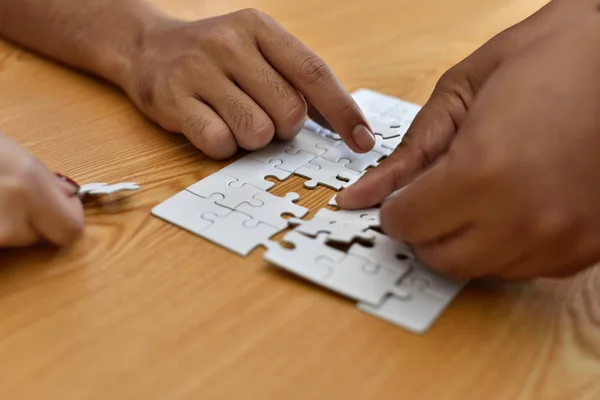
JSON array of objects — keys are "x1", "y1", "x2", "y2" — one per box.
[{"x1": 2, "y1": 0, "x2": 599, "y2": 398}]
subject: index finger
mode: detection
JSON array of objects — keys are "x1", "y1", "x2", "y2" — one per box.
[
  {"x1": 379, "y1": 155, "x2": 473, "y2": 244},
  {"x1": 255, "y1": 14, "x2": 375, "y2": 153}
]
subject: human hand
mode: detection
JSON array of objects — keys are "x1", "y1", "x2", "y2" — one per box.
[
  {"x1": 0, "y1": 134, "x2": 84, "y2": 248},
  {"x1": 378, "y1": 15, "x2": 600, "y2": 280},
  {"x1": 337, "y1": 0, "x2": 598, "y2": 208},
  {"x1": 119, "y1": 9, "x2": 374, "y2": 159}
]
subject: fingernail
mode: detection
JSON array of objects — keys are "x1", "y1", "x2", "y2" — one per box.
[
  {"x1": 352, "y1": 124, "x2": 375, "y2": 152},
  {"x1": 55, "y1": 173, "x2": 80, "y2": 193}
]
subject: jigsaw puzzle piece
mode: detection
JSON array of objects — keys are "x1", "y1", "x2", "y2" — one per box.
[
  {"x1": 249, "y1": 145, "x2": 317, "y2": 173},
  {"x1": 236, "y1": 191, "x2": 308, "y2": 230},
  {"x1": 283, "y1": 129, "x2": 334, "y2": 156},
  {"x1": 200, "y1": 210, "x2": 279, "y2": 256},
  {"x1": 368, "y1": 119, "x2": 408, "y2": 139},
  {"x1": 352, "y1": 88, "x2": 421, "y2": 122},
  {"x1": 314, "y1": 254, "x2": 408, "y2": 305},
  {"x1": 349, "y1": 230, "x2": 414, "y2": 271},
  {"x1": 315, "y1": 140, "x2": 383, "y2": 172},
  {"x1": 357, "y1": 261, "x2": 467, "y2": 333},
  {"x1": 288, "y1": 215, "x2": 374, "y2": 243},
  {"x1": 264, "y1": 231, "x2": 347, "y2": 279},
  {"x1": 220, "y1": 156, "x2": 291, "y2": 190},
  {"x1": 315, "y1": 207, "x2": 380, "y2": 228},
  {"x1": 186, "y1": 172, "x2": 263, "y2": 210},
  {"x1": 294, "y1": 157, "x2": 360, "y2": 190},
  {"x1": 151, "y1": 190, "x2": 232, "y2": 236}
]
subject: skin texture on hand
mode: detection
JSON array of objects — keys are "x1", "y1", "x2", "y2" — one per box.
[
  {"x1": 344, "y1": 5, "x2": 600, "y2": 280},
  {"x1": 336, "y1": 0, "x2": 600, "y2": 210},
  {"x1": 0, "y1": 0, "x2": 375, "y2": 159},
  {"x1": 0, "y1": 135, "x2": 84, "y2": 248},
  {"x1": 120, "y1": 9, "x2": 375, "y2": 159}
]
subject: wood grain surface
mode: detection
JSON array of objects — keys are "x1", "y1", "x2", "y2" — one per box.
[{"x1": 2, "y1": 0, "x2": 600, "y2": 398}]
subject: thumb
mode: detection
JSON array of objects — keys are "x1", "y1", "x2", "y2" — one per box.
[
  {"x1": 336, "y1": 31, "x2": 516, "y2": 209},
  {"x1": 335, "y1": 72, "x2": 469, "y2": 209}
]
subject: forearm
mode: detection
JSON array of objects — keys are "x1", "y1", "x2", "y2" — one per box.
[{"x1": 0, "y1": 0, "x2": 173, "y2": 87}]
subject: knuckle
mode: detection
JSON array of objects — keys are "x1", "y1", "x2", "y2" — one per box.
[
  {"x1": 282, "y1": 97, "x2": 307, "y2": 126},
  {"x1": 434, "y1": 67, "x2": 474, "y2": 108},
  {"x1": 14, "y1": 156, "x2": 43, "y2": 188},
  {"x1": 224, "y1": 95, "x2": 255, "y2": 133},
  {"x1": 3, "y1": 178, "x2": 30, "y2": 203},
  {"x1": 298, "y1": 55, "x2": 332, "y2": 87},
  {"x1": 204, "y1": 30, "x2": 244, "y2": 59},
  {"x1": 532, "y1": 208, "x2": 572, "y2": 242},
  {"x1": 56, "y1": 214, "x2": 85, "y2": 245},
  {"x1": 242, "y1": 119, "x2": 275, "y2": 150},
  {"x1": 235, "y1": 8, "x2": 269, "y2": 25}
]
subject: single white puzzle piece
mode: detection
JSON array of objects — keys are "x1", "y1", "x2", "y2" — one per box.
[
  {"x1": 78, "y1": 182, "x2": 140, "y2": 197},
  {"x1": 220, "y1": 156, "x2": 291, "y2": 190},
  {"x1": 294, "y1": 157, "x2": 360, "y2": 190},
  {"x1": 186, "y1": 172, "x2": 263, "y2": 210},
  {"x1": 357, "y1": 260, "x2": 468, "y2": 333},
  {"x1": 352, "y1": 88, "x2": 422, "y2": 122},
  {"x1": 315, "y1": 254, "x2": 410, "y2": 305},
  {"x1": 283, "y1": 128, "x2": 334, "y2": 156},
  {"x1": 151, "y1": 190, "x2": 232, "y2": 235},
  {"x1": 201, "y1": 210, "x2": 279, "y2": 256},
  {"x1": 236, "y1": 191, "x2": 308, "y2": 230},
  {"x1": 288, "y1": 215, "x2": 375, "y2": 243}
]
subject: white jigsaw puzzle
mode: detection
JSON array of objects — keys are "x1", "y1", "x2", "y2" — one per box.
[
  {"x1": 288, "y1": 215, "x2": 375, "y2": 243},
  {"x1": 236, "y1": 191, "x2": 308, "y2": 230},
  {"x1": 315, "y1": 207, "x2": 380, "y2": 228},
  {"x1": 264, "y1": 231, "x2": 347, "y2": 274},
  {"x1": 295, "y1": 157, "x2": 360, "y2": 190},
  {"x1": 248, "y1": 141, "x2": 317, "y2": 173},
  {"x1": 316, "y1": 140, "x2": 383, "y2": 172},
  {"x1": 349, "y1": 230, "x2": 415, "y2": 269},
  {"x1": 151, "y1": 88, "x2": 468, "y2": 334},
  {"x1": 151, "y1": 190, "x2": 232, "y2": 236},
  {"x1": 358, "y1": 260, "x2": 467, "y2": 333},
  {"x1": 315, "y1": 253, "x2": 410, "y2": 305},
  {"x1": 201, "y1": 210, "x2": 279, "y2": 256},
  {"x1": 220, "y1": 156, "x2": 291, "y2": 190},
  {"x1": 186, "y1": 172, "x2": 263, "y2": 210}
]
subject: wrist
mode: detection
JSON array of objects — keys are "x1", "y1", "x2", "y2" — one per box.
[{"x1": 95, "y1": 6, "x2": 179, "y2": 90}]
